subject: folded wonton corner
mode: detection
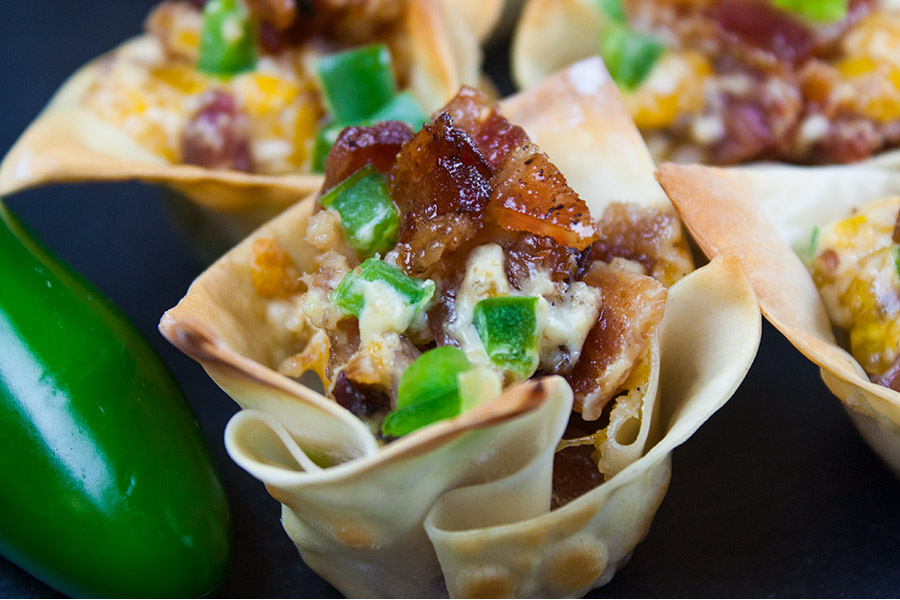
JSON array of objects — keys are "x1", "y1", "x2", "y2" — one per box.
[{"x1": 657, "y1": 162, "x2": 900, "y2": 478}]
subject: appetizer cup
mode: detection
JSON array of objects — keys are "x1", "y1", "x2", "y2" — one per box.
[
  {"x1": 513, "y1": 0, "x2": 900, "y2": 166},
  {"x1": 161, "y1": 58, "x2": 761, "y2": 597},
  {"x1": 657, "y1": 162, "x2": 900, "y2": 478},
  {"x1": 0, "y1": 0, "x2": 495, "y2": 250}
]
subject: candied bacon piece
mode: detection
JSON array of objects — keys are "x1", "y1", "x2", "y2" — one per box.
[
  {"x1": 567, "y1": 263, "x2": 667, "y2": 421},
  {"x1": 331, "y1": 372, "x2": 391, "y2": 419},
  {"x1": 436, "y1": 86, "x2": 490, "y2": 136},
  {"x1": 813, "y1": 117, "x2": 881, "y2": 164},
  {"x1": 714, "y1": 0, "x2": 819, "y2": 65},
  {"x1": 389, "y1": 113, "x2": 493, "y2": 275},
  {"x1": 246, "y1": 0, "x2": 297, "y2": 30},
  {"x1": 551, "y1": 445, "x2": 603, "y2": 509},
  {"x1": 590, "y1": 202, "x2": 693, "y2": 286},
  {"x1": 431, "y1": 88, "x2": 529, "y2": 170},
  {"x1": 473, "y1": 108, "x2": 530, "y2": 171},
  {"x1": 325, "y1": 317, "x2": 360, "y2": 383},
  {"x1": 181, "y1": 90, "x2": 254, "y2": 172},
  {"x1": 390, "y1": 113, "x2": 492, "y2": 216},
  {"x1": 322, "y1": 122, "x2": 414, "y2": 193},
  {"x1": 504, "y1": 232, "x2": 587, "y2": 287},
  {"x1": 486, "y1": 147, "x2": 600, "y2": 251},
  {"x1": 712, "y1": 96, "x2": 776, "y2": 164}
]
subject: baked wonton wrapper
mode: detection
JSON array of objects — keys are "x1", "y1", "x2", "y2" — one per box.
[
  {"x1": 160, "y1": 58, "x2": 761, "y2": 597},
  {"x1": 0, "y1": 0, "x2": 491, "y2": 235},
  {"x1": 657, "y1": 162, "x2": 900, "y2": 478}
]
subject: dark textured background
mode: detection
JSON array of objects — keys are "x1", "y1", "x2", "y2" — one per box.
[{"x1": 1, "y1": 1, "x2": 899, "y2": 597}]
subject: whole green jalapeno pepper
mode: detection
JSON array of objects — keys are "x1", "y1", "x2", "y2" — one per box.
[{"x1": 0, "y1": 202, "x2": 231, "y2": 598}]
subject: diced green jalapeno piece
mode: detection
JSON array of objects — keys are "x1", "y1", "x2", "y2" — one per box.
[
  {"x1": 332, "y1": 258, "x2": 435, "y2": 319},
  {"x1": 311, "y1": 121, "x2": 344, "y2": 173},
  {"x1": 892, "y1": 245, "x2": 900, "y2": 280},
  {"x1": 774, "y1": 0, "x2": 847, "y2": 22},
  {"x1": 382, "y1": 347, "x2": 472, "y2": 437},
  {"x1": 197, "y1": 0, "x2": 257, "y2": 75},
  {"x1": 317, "y1": 44, "x2": 397, "y2": 124},
  {"x1": 593, "y1": 0, "x2": 627, "y2": 22},
  {"x1": 807, "y1": 226, "x2": 820, "y2": 260},
  {"x1": 310, "y1": 91, "x2": 428, "y2": 173},
  {"x1": 599, "y1": 22, "x2": 665, "y2": 90},
  {"x1": 367, "y1": 91, "x2": 429, "y2": 129},
  {"x1": 473, "y1": 296, "x2": 541, "y2": 379},
  {"x1": 320, "y1": 165, "x2": 399, "y2": 257}
]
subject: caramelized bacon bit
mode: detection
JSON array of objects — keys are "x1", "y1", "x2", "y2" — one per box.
[
  {"x1": 473, "y1": 108, "x2": 531, "y2": 170},
  {"x1": 567, "y1": 264, "x2": 667, "y2": 421},
  {"x1": 325, "y1": 318, "x2": 360, "y2": 383},
  {"x1": 250, "y1": 237, "x2": 304, "y2": 298},
  {"x1": 714, "y1": 0, "x2": 819, "y2": 65},
  {"x1": 813, "y1": 117, "x2": 881, "y2": 164},
  {"x1": 892, "y1": 210, "x2": 900, "y2": 245},
  {"x1": 181, "y1": 90, "x2": 254, "y2": 172},
  {"x1": 551, "y1": 444, "x2": 603, "y2": 509},
  {"x1": 331, "y1": 372, "x2": 391, "y2": 419},
  {"x1": 246, "y1": 0, "x2": 297, "y2": 30},
  {"x1": 389, "y1": 113, "x2": 493, "y2": 275},
  {"x1": 432, "y1": 85, "x2": 490, "y2": 135},
  {"x1": 504, "y1": 233, "x2": 587, "y2": 287},
  {"x1": 487, "y1": 148, "x2": 600, "y2": 251},
  {"x1": 590, "y1": 202, "x2": 693, "y2": 286},
  {"x1": 322, "y1": 122, "x2": 414, "y2": 193}
]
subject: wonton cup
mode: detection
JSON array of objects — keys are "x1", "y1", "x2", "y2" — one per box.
[
  {"x1": 0, "y1": 0, "x2": 491, "y2": 245},
  {"x1": 160, "y1": 58, "x2": 761, "y2": 597},
  {"x1": 657, "y1": 162, "x2": 900, "y2": 478},
  {"x1": 512, "y1": 0, "x2": 900, "y2": 168}
]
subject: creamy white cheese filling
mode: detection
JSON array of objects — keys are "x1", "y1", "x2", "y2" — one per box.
[{"x1": 449, "y1": 243, "x2": 602, "y2": 378}]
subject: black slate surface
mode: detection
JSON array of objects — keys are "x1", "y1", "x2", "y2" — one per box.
[{"x1": 1, "y1": 1, "x2": 899, "y2": 597}]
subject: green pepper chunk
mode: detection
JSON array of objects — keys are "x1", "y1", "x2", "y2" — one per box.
[
  {"x1": 0, "y1": 203, "x2": 230, "y2": 598},
  {"x1": 367, "y1": 91, "x2": 429, "y2": 128},
  {"x1": 892, "y1": 245, "x2": 900, "y2": 280},
  {"x1": 382, "y1": 347, "x2": 472, "y2": 437},
  {"x1": 474, "y1": 296, "x2": 541, "y2": 379},
  {"x1": 318, "y1": 44, "x2": 398, "y2": 124},
  {"x1": 593, "y1": 0, "x2": 627, "y2": 22},
  {"x1": 321, "y1": 165, "x2": 399, "y2": 257},
  {"x1": 310, "y1": 121, "x2": 345, "y2": 174},
  {"x1": 311, "y1": 45, "x2": 428, "y2": 172},
  {"x1": 197, "y1": 0, "x2": 257, "y2": 75},
  {"x1": 311, "y1": 93, "x2": 428, "y2": 173},
  {"x1": 599, "y1": 21, "x2": 665, "y2": 90},
  {"x1": 774, "y1": 0, "x2": 847, "y2": 22},
  {"x1": 807, "y1": 226, "x2": 821, "y2": 261},
  {"x1": 332, "y1": 258, "x2": 435, "y2": 319}
]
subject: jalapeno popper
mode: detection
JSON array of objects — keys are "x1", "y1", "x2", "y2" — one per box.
[
  {"x1": 161, "y1": 59, "x2": 760, "y2": 597},
  {"x1": 0, "y1": 0, "x2": 496, "y2": 221},
  {"x1": 657, "y1": 161, "x2": 900, "y2": 478},
  {"x1": 514, "y1": 0, "x2": 900, "y2": 166}
]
